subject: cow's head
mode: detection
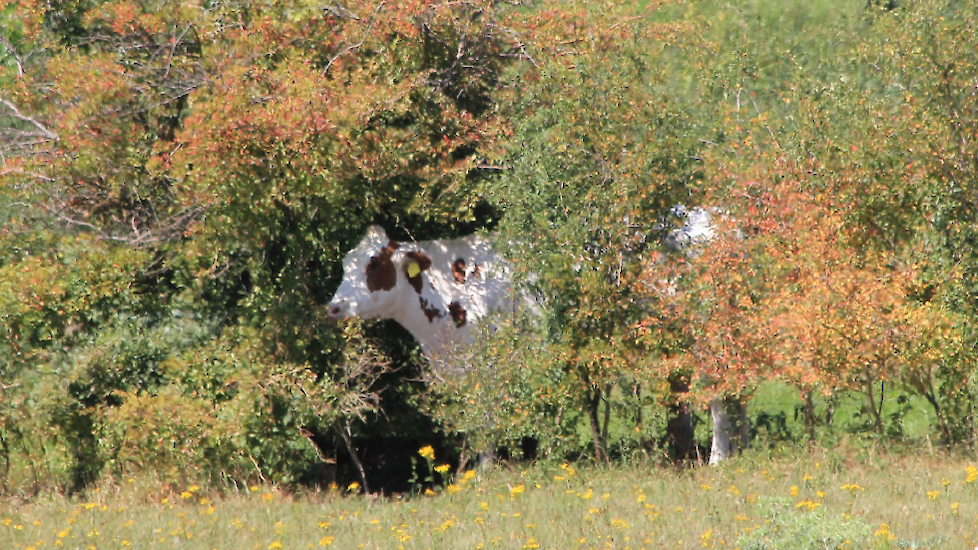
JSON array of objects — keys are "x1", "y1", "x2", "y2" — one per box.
[{"x1": 327, "y1": 226, "x2": 408, "y2": 320}]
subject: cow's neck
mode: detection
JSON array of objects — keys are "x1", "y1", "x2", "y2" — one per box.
[{"x1": 389, "y1": 291, "x2": 466, "y2": 361}]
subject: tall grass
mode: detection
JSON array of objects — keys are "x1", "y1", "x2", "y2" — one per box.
[{"x1": 2, "y1": 447, "x2": 975, "y2": 549}]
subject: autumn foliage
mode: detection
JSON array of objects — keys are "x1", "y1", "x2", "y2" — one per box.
[{"x1": 2, "y1": 0, "x2": 978, "y2": 492}]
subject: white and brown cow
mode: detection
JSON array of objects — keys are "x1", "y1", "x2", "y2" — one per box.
[
  {"x1": 327, "y1": 226, "x2": 517, "y2": 363},
  {"x1": 328, "y1": 220, "x2": 747, "y2": 464}
]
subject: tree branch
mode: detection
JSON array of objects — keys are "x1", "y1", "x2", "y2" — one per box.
[
  {"x1": 0, "y1": 34, "x2": 25, "y2": 77},
  {"x1": 0, "y1": 98, "x2": 58, "y2": 142},
  {"x1": 323, "y1": 0, "x2": 386, "y2": 75}
]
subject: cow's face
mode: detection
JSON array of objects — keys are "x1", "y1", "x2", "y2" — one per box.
[{"x1": 328, "y1": 226, "x2": 405, "y2": 320}]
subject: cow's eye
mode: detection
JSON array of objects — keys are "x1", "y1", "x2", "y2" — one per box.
[{"x1": 366, "y1": 257, "x2": 379, "y2": 271}]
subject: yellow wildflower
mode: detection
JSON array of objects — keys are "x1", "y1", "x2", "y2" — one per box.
[
  {"x1": 435, "y1": 464, "x2": 451, "y2": 474},
  {"x1": 966, "y1": 465, "x2": 977, "y2": 484},
  {"x1": 796, "y1": 500, "x2": 821, "y2": 511},
  {"x1": 319, "y1": 536, "x2": 334, "y2": 546},
  {"x1": 926, "y1": 490, "x2": 939, "y2": 500},
  {"x1": 418, "y1": 446, "x2": 435, "y2": 461},
  {"x1": 269, "y1": 542, "x2": 283, "y2": 549}
]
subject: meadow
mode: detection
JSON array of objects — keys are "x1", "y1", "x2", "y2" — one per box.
[{"x1": 2, "y1": 446, "x2": 975, "y2": 550}]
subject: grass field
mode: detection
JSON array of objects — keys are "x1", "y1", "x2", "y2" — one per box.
[{"x1": 2, "y1": 447, "x2": 975, "y2": 550}]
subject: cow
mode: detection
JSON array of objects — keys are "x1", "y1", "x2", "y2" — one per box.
[
  {"x1": 327, "y1": 226, "x2": 519, "y2": 364},
  {"x1": 327, "y1": 218, "x2": 747, "y2": 464}
]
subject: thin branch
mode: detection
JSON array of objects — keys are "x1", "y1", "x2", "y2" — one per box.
[
  {"x1": 0, "y1": 168, "x2": 55, "y2": 182},
  {"x1": 323, "y1": 0, "x2": 386, "y2": 75},
  {"x1": 492, "y1": 24, "x2": 537, "y2": 67},
  {"x1": 0, "y1": 98, "x2": 58, "y2": 141},
  {"x1": 0, "y1": 35, "x2": 24, "y2": 77}
]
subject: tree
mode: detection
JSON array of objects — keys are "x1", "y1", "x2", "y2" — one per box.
[{"x1": 492, "y1": 1, "x2": 701, "y2": 461}]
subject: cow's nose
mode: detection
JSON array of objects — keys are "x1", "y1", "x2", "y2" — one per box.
[{"x1": 327, "y1": 304, "x2": 343, "y2": 319}]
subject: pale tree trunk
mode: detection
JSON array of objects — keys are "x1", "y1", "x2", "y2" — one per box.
[{"x1": 709, "y1": 397, "x2": 749, "y2": 465}]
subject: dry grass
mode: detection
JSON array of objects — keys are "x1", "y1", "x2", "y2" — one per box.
[{"x1": 1, "y1": 447, "x2": 975, "y2": 549}]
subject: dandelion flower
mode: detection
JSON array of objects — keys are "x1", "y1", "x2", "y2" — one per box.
[
  {"x1": 435, "y1": 464, "x2": 451, "y2": 474},
  {"x1": 418, "y1": 446, "x2": 435, "y2": 460},
  {"x1": 795, "y1": 500, "x2": 821, "y2": 511},
  {"x1": 965, "y1": 465, "x2": 977, "y2": 484},
  {"x1": 874, "y1": 523, "x2": 895, "y2": 541}
]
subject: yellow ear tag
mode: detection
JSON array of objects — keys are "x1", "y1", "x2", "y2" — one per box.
[{"x1": 407, "y1": 262, "x2": 421, "y2": 278}]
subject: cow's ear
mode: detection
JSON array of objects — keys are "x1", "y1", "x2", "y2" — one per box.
[{"x1": 366, "y1": 225, "x2": 388, "y2": 240}]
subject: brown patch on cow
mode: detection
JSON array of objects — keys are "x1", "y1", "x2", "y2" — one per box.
[
  {"x1": 404, "y1": 251, "x2": 432, "y2": 293},
  {"x1": 365, "y1": 241, "x2": 399, "y2": 292},
  {"x1": 419, "y1": 297, "x2": 444, "y2": 323},
  {"x1": 452, "y1": 258, "x2": 467, "y2": 284},
  {"x1": 448, "y1": 301, "x2": 467, "y2": 327}
]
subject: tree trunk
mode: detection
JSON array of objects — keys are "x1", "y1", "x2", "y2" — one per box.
[
  {"x1": 601, "y1": 383, "x2": 612, "y2": 445},
  {"x1": 865, "y1": 377, "x2": 885, "y2": 435},
  {"x1": 710, "y1": 397, "x2": 750, "y2": 465},
  {"x1": 665, "y1": 373, "x2": 695, "y2": 461},
  {"x1": 586, "y1": 386, "x2": 607, "y2": 462},
  {"x1": 337, "y1": 421, "x2": 370, "y2": 494},
  {"x1": 802, "y1": 390, "x2": 817, "y2": 443}
]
